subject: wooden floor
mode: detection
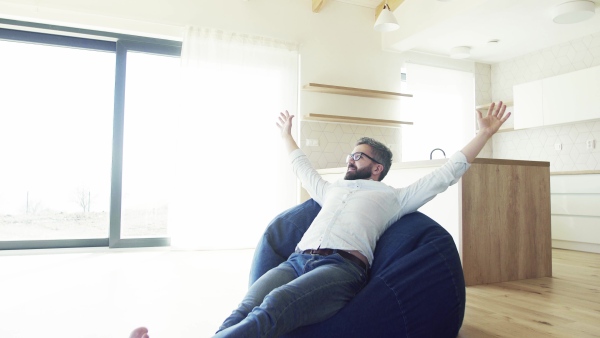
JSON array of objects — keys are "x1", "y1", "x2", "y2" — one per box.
[{"x1": 459, "y1": 249, "x2": 600, "y2": 337}]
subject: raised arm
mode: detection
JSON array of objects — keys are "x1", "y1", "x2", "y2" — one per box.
[
  {"x1": 276, "y1": 110, "x2": 329, "y2": 204},
  {"x1": 276, "y1": 110, "x2": 300, "y2": 154},
  {"x1": 461, "y1": 101, "x2": 511, "y2": 163},
  {"x1": 395, "y1": 102, "x2": 510, "y2": 214}
]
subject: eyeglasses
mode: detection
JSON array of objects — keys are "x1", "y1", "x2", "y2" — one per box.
[{"x1": 346, "y1": 152, "x2": 381, "y2": 164}]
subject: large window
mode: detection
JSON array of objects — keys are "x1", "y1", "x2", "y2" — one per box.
[{"x1": 0, "y1": 24, "x2": 181, "y2": 249}]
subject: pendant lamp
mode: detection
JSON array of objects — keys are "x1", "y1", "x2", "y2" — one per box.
[{"x1": 374, "y1": 3, "x2": 400, "y2": 32}]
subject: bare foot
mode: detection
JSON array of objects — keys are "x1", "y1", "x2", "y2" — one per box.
[{"x1": 130, "y1": 327, "x2": 149, "y2": 338}]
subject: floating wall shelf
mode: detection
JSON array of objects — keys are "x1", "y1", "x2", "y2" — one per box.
[
  {"x1": 303, "y1": 83, "x2": 413, "y2": 100},
  {"x1": 303, "y1": 113, "x2": 412, "y2": 127}
]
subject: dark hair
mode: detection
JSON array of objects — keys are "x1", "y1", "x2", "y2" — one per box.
[{"x1": 356, "y1": 137, "x2": 393, "y2": 181}]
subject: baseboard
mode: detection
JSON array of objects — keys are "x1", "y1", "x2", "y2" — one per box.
[{"x1": 552, "y1": 240, "x2": 600, "y2": 254}]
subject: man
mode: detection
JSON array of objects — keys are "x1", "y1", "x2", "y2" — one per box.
[{"x1": 130, "y1": 102, "x2": 509, "y2": 338}]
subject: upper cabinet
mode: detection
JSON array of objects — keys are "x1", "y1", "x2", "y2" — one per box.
[
  {"x1": 514, "y1": 80, "x2": 543, "y2": 129},
  {"x1": 514, "y1": 65, "x2": 600, "y2": 130},
  {"x1": 543, "y1": 65, "x2": 600, "y2": 126}
]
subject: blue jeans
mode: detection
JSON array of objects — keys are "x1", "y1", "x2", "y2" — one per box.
[{"x1": 214, "y1": 252, "x2": 368, "y2": 338}]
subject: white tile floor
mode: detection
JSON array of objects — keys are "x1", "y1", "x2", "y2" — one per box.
[{"x1": 0, "y1": 247, "x2": 255, "y2": 338}]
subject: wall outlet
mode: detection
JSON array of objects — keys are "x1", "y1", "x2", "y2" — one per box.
[
  {"x1": 555, "y1": 143, "x2": 562, "y2": 151},
  {"x1": 306, "y1": 139, "x2": 319, "y2": 147},
  {"x1": 587, "y1": 139, "x2": 596, "y2": 150}
]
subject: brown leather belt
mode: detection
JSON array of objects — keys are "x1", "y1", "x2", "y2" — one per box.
[{"x1": 302, "y1": 248, "x2": 367, "y2": 271}]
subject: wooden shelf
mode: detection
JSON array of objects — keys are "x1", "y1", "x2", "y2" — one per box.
[
  {"x1": 303, "y1": 113, "x2": 412, "y2": 127},
  {"x1": 476, "y1": 101, "x2": 513, "y2": 111},
  {"x1": 303, "y1": 83, "x2": 413, "y2": 100}
]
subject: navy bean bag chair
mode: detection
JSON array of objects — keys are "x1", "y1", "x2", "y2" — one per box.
[{"x1": 249, "y1": 198, "x2": 465, "y2": 338}]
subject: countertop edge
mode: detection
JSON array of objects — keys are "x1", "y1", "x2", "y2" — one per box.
[
  {"x1": 472, "y1": 158, "x2": 550, "y2": 167},
  {"x1": 551, "y1": 170, "x2": 600, "y2": 175}
]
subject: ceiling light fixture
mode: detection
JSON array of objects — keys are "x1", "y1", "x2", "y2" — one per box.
[
  {"x1": 450, "y1": 46, "x2": 471, "y2": 59},
  {"x1": 374, "y1": 3, "x2": 400, "y2": 32},
  {"x1": 552, "y1": 1, "x2": 596, "y2": 24}
]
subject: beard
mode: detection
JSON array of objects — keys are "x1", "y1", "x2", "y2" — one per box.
[{"x1": 344, "y1": 164, "x2": 373, "y2": 180}]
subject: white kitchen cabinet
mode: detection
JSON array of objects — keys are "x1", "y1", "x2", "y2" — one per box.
[
  {"x1": 513, "y1": 80, "x2": 543, "y2": 129},
  {"x1": 550, "y1": 173, "x2": 600, "y2": 254},
  {"x1": 543, "y1": 65, "x2": 600, "y2": 126},
  {"x1": 513, "y1": 64, "x2": 600, "y2": 129}
]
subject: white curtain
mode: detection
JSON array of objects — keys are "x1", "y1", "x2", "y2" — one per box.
[
  {"x1": 402, "y1": 63, "x2": 475, "y2": 162},
  {"x1": 169, "y1": 27, "x2": 299, "y2": 250}
]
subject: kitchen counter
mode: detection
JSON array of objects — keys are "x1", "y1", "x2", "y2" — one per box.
[{"x1": 311, "y1": 157, "x2": 552, "y2": 286}]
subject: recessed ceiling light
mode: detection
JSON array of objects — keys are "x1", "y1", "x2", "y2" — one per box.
[
  {"x1": 450, "y1": 46, "x2": 471, "y2": 59},
  {"x1": 552, "y1": 1, "x2": 596, "y2": 24}
]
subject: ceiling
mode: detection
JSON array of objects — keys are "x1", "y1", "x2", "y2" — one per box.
[{"x1": 336, "y1": 0, "x2": 600, "y2": 64}]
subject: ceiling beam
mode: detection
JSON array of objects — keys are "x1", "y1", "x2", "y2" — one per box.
[
  {"x1": 312, "y1": 0, "x2": 325, "y2": 13},
  {"x1": 375, "y1": 0, "x2": 405, "y2": 19}
]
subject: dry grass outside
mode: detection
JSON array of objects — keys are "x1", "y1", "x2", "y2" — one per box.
[{"x1": 0, "y1": 207, "x2": 168, "y2": 241}]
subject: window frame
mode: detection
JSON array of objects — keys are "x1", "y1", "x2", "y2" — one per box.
[
  {"x1": 0, "y1": 19, "x2": 182, "y2": 250},
  {"x1": 109, "y1": 40, "x2": 181, "y2": 248}
]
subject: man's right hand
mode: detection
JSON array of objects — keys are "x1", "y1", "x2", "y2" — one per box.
[{"x1": 276, "y1": 110, "x2": 299, "y2": 154}]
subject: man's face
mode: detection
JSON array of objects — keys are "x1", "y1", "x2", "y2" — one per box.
[{"x1": 344, "y1": 145, "x2": 378, "y2": 180}]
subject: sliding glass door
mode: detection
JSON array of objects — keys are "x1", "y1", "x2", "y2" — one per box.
[{"x1": 0, "y1": 24, "x2": 181, "y2": 249}]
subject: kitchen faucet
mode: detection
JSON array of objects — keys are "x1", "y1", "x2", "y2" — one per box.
[{"x1": 430, "y1": 148, "x2": 446, "y2": 160}]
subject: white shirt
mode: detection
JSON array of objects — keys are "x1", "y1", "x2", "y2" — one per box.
[{"x1": 290, "y1": 149, "x2": 470, "y2": 266}]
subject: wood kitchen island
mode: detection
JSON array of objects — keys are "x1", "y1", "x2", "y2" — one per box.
[{"x1": 312, "y1": 157, "x2": 552, "y2": 286}]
